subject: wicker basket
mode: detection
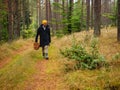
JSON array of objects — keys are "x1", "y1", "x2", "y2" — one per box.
[{"x1": 34, "y1": 42, "x2": 40, "y2": 50}]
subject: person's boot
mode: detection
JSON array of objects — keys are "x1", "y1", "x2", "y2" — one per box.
[
  {"x1": 45, "y1": 57, "x2": 49, "y2": 60},
  {"x1": 42, "y1": 53, "x2": 45, "y2": 58},
  {"x1": 45, "y1": 53, "x2": 49, "y2": 60}
]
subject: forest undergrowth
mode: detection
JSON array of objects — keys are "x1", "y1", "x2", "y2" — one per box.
[{"x1": 0, "y1": 28, "x2": 120, "y2": 90}]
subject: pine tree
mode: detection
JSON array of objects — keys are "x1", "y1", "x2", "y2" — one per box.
[
  {"x1": 68, "y1": 0, "x2": 73, "y2": 33},
  {"x1": 118, "y1": 0, "x2": 120, "y2": 41},
  {"x1": 94, "y1": 0, "x2": 101, "y2": 36},
  {"x1": 86, "y1": 0, "x2": 90, "y2": 31}
]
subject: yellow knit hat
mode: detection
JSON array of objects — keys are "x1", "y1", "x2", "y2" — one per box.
[{"x1": 42, "y1": 20, "x2": 47, "y2": 25}]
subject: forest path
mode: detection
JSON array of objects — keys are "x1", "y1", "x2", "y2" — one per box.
[
  {"x1": 24, "y1": 60, "x2": 64, "y2": 90},
  {"x1": 0, "y1": 38, "x2": 66, "y2": 90},
  {"x1": 24, "y1": 38, "x2": 66, "y2": 90}
]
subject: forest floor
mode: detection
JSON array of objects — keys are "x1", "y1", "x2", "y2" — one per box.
[{"x1": 0, "y1": 27, "x2": 120, "y2": 90}]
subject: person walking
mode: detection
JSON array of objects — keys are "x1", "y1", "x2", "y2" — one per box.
[{"x1": 35, "y1": 20, "x2": 51, "y2": 60}]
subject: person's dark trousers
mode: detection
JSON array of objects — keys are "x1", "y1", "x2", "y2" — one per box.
[{"x1": 42, "y1": 45, "x2": 49, "y2": 60}]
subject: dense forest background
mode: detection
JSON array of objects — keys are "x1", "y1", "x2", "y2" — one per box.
[{"x1": 0, "y1": 0, "x2": 120, "y2": 42}]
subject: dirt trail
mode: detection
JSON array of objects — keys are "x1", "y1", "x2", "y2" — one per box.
[
  {"x1": 0, "y1": 38, "x2": 66, "y2": 90},
  {"x1": 24, "y1": 59, "x2": 65, "y2": 90},
  {"x1": 22, "y1": 38, "x2": 66, "y2": 90}
]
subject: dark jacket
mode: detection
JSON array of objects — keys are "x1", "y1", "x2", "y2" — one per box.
[{"x1": 35, "y1": 24, "x2": 51, "y2": 47}]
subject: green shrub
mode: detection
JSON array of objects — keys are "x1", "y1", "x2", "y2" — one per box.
[
  {"x1": 21, "y1": 29, "x2": 34, "y2": 39},
  {"x1": 112, "y1": 53, "x2": 120, "y2": 61},
  {"x1": 60, "y1": 38, "x2": 106, "y2": 70},
  {"x1": 56, "y1": 30, "x2": 64, "y2": 38}
]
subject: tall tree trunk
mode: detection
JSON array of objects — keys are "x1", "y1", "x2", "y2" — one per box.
[
  {"x1": 21, "y1": 0, "x2": 26, "y2": 29},
  {"x1": 86, "y1": 0, "x2": 90, "y2": 31},
  {"x1": 68, "y1": 0, "x2": 73, "y2": 33},
  {"x1": 54, "y1": 0, "x2": 59, "y2": 32},
  {"x1": 46, "y1": 0, "x2": 51, "y2": 25},
  {"x1": 37, "y1": 0, "x2": 40, "y2": 26},
  {"x1": 117, "y1": 0, "x2": 120, "y2": 41},
  {"x1": 0, "y1": 0, "x2": 5, "y2": 41},
  {"x1": 14, "y1": 0, "x2": 20, "y2": 38},
  {"x1": 46, "y1": 0, "x2": 49, "y2": 21},
  {"x1": 41, "y1": 0, "x2": 46, "y2": 21},
  {"x1": 16, "y1": 0, "x2": 21, "y2": 37},
  {"x1": 81, "y1": 0, "x2": 84, "y2": 30},
  {"x1": 48, "y1": 0, "x2": 52, "y2": 28},
  {"x1": 62, "y1": 0, "x2": 65, "y2": 29},
  {"x1": 17, "y1": 0, "x2": 21, "y2": 37},
  {"x1": 91, "y1": 0, "x2": 94, "y2": 29},
  {"x1": 101, "y1": 0, "x2": 110, "y2": 27},
  {"x1": 62, "y1": 0, "x2": 65, "y2": 20},
  {"x1": 7, "y1": 0, "x2": 13, "y2": 41},
  {"x1": 94, "y1": 0, "x2": 101, "y2": 37}
]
